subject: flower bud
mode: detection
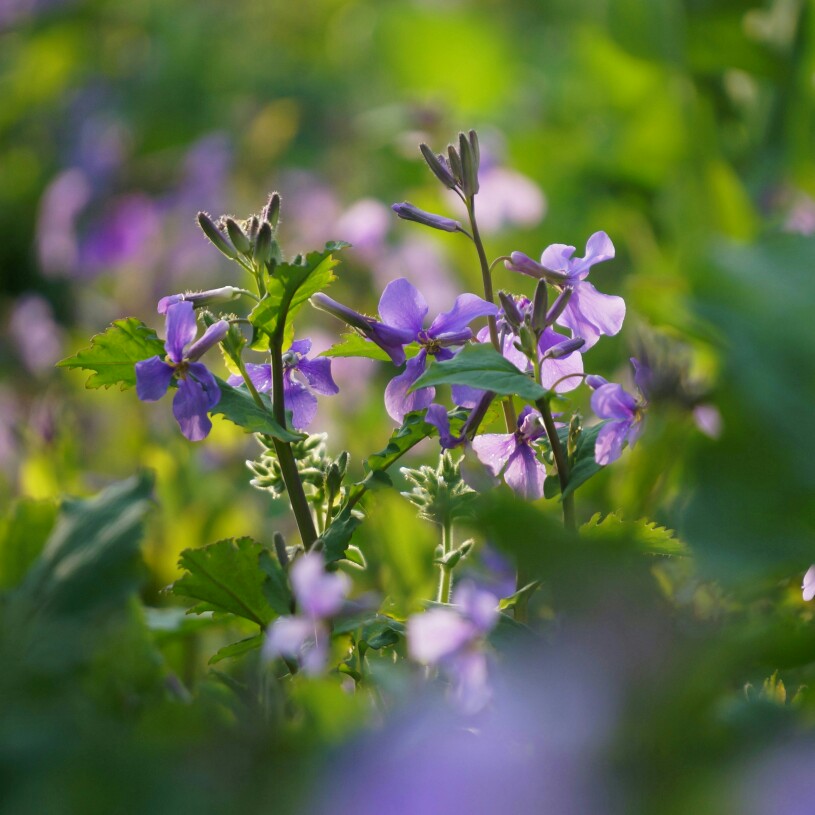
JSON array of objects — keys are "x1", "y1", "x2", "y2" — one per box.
[
  {"x1": 585, "y1": 374, "x2": 608, "y2": 390},
  {"x1": 158, "y1": 286, "x2": 245, "y2": 314},
  {"x1": 254, "y1": 221, "x2": 273, "y2": 264},
  {"x1": 531, "y1": 280, "x2": 549, "y2": 332},
  {"x1": 468, "y1": 130, "x2": 480, "y2": 171},
  {"x1": 420, "y1": 143, "x2": 457, "y2": 189},
  {"x1": 197, "y1": 212, "x2": 237, "y2": 259},
  {"x1": 246, "y1": 216, "x2": 260, "y2": 243},
  {"x1": 225, "y1": 217, "x2": 251, "y2": 254},
  {"x1": 185, "y1": 320, "x2": 229, "y2": 361},
  {"x1": 458, "y1": 131, "x2": 479, "y2": 197},
  {"x1": 447, "y1": 144, "x2": 464, "y2": 186},
  {"x1": 542, "y1": 337, "x2": 584, "y2": 360},
  {"x1": 498, "y1": 291, "x2": 523, "y2": 329},
  {"x1": 391, "y1": 202, "x2": 461, "y2": 233},
  {"x1": 546, "y1": 288, "x2": 573, "y2": 326},
  {"x1": 262, "y1": 192, "x2": 281, "y2": 229}
]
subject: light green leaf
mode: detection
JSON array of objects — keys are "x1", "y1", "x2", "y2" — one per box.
[
  {"x1": 211, "y1": 379, "x2": 301, "y2": 442},
  {"x1": 411, "y1": 343, "x2": 547, "y2": 402},
  {"x1": 580, "y1": 513, "x2": 689, "y2": 557},
  {"x1": 208, "y1": 634, "x2": 264, "y2": 665},
  {"x1": 172, "y1": 537, "x2": 284, "y2": 626},
  {"x1": 250, "y1": 246, "x2": 342, "y2": 343},
  {"x1": 0, "y1": 498, "x2": 58, "y2": 590},
  {"x1": 57, "y1": 318, "x2": 166, "y2": 390},
  {"x1": 320, "y1": 334, "x2": 422, "y2": 362}
]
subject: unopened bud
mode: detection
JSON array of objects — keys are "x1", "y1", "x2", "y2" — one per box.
[
  {"x1": 254, "y1": 221, "x2": 273, "y2": 264},
  {"x1": 531, "y1": 280, "x2": 549, "y2": 332},
  {"x1": 458, "y1": 131, "x2": 479, "y2": 197},
  {"x1": 543, "y1": 337, "x2": 584, "y2": 360},
  {"x1": 158, "y1": 286, "x2": 245, "y2": 314},
  {"x1": 225, "y1": 218, "x2": 251, "y2": 254},
  {"x1": 262, "y1": 192, "x2": 281, "y2": 229},
  {"x1": 185, "y1": 320, "x2": 229, "y2": 361},
  {"x1": 247, "y1": 216, "x2": 260, "y2": 243},
  {"x1": 468, "y1": 130, "x2": 480, "y2": 171},
  {"x1": 498, "y1": 291, "x2": 523, "y2": 328},
  {"x1": 546, "y1": 288, "x2": 573, "y2": 326},
  {"x1": 197, "y1": 212, "x2": 237, "y2": 259},
  {"x1": 420, "y1": 144, "x2": 457, "y2": 189},
  {"x1": 447, "y1": 144, "x2": 463, "y2": 185},
  {"x1": 392, "y1": 202, "x2": 461, "y2": 233},
  {"x1": 585, "y1": 374, "x2": 608, "y2": 390}
]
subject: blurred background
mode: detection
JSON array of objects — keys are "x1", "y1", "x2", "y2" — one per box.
[{"x1": 2, "y1": 1, "x2": 815, "y2": 812}]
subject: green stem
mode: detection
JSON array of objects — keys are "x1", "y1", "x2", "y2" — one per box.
[
  {"x1": 536, "y1": 394, "x2": 576, "y2": 532},
  {"x1": 465, "y1": 198, "x2": 516, "y2": 432},
  {"x1": 437, "y1": 518, "x2": 453, "y2": 604},
  {"x1": 269, "y1": 337, "x2": 319, "y2": 550}
]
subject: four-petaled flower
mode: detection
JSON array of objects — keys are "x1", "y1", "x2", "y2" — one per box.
[
  {"x1": 227, "y1": 338, "x2": 338, "y2": 430},
  {"x1": 263, "y1": 552, "x2": 351, "y2": 675},
  {"x1": 506, "y1": 231, "x2": 624, "y2": 349},
  {"x1": 408, "y1": 581, "x2": 499, "y2": 714},
  {"x1": 589, "y1": 375, "x2": 644, "y2": 465},
  {"x1": 470, "y1": 406, "x2": 547, "y2": 500},
  {"x1": 135, "y1": 301, "x2": 228, "y2": 441}
]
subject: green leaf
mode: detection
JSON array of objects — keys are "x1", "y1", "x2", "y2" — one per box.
[
  {"x1": 17, "y1": 474, "x2": 154, "y2": 616},
  {"x1": 320, "y1": 334, "x2": 422, "y2": 362},
  {"x1": 258, "y1": 549, "x2": 293, "y2": 616},
  {"x1": 580, "y1": 513, "x2": 689, "y2": 557},
  {"x1": 57, "y1": 318, "x2": 166, "y2": 390},
  {"x1": 544, "y1": 422, "x2": 607, "y2": 500},
  {"x1": 498, "y1": 580, "x2": 541, "y2": 611},
  {"x1": 211, "y1": 379, "x2": 301, "y2": 441},
  {"x1": 208, "y1": 634, "x2": 264, "y2": 665},
  {"x1": 250, "y1": 246, "x2": 342, "y2": 342},
  {"x1": 0, "y1": 498, "x2": 58, "y2": 590},
  {"x1": 411, "y1": 343, "x2": 547, "y2": 402},
  {"x1": 320, "y1": 507, "x2": 363, "y2": 564},
  {"x1": 172, "y1": 537, "x2": 283, "y2": 626}
]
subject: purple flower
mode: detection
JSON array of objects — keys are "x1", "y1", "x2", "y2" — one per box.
[
  {"x1": 135, "y1": 301, "x2": 227, "y2": 441},
  {"x1": 408, "y1": 582, "x2": 499, "y2": 713},
  {"x1": 314, "y1": 279, "x2": 497, "y2": 423},
  {"x1": 470, "y1": 406, "x2": 547, "y2": 500},
  {"x1": 227, "y1": 338, "x2": 338, "y2": 430},
  {"x1": 263, "y1": 552, "x2": 351, "y2": 675},
  {"x1": 803, "y1": 566, "x2": 815, "y2": 602},
  {"x1": 590, "y1": 380, "x2": 644, "y2": 465},
  {"x1": 506, "y1": 231, "x2": 625, "y2": 349}
]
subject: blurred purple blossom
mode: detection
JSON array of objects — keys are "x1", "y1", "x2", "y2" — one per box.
[
  {"x1": 263, "y1": 552, "x2": 351, "y2": 675},
  {"x1": 590, "y1": 380, "x2": 643, "y2": 466},
  {"x1": 8, "y1": 294, "x2": 63, "y2": 375},
  {"x1": 802, "y1": 566, "x2": 815, "y2": 602}
]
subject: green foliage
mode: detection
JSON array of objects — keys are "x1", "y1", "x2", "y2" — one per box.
[
  {"x1": 0, "y1": 498, "x2": 57, "y2": 590},
  {"x1": 544, "y1": 422, "x2": 607, "y2": 499},
  {"x1": 249, "y1": 245, "x2": 344, "y2": 345},
  {"x1": 211, "y1": 378, "x2": 301, "y2": 441},
  {"x1": 581, "y1": 513, "x2": 688, "y2": 557},
  {"x1": 319, "y1": 506, "x2": 363, "y2": 564},
  {"x1": 57, "y1": 318, "x2": 165, "y2": 390},
  {"x1": 172, "y1": 537, "x2": 290, "y2": 627},
  {"x1": 412, "y1": 343, "x2": 547, "y2": 402},
  {"x1": 208, "y1": 633, "x2": 264, "y2": 665},
  {"x1": 321, "y1": 333, "x2": 422, "y2": 362}
]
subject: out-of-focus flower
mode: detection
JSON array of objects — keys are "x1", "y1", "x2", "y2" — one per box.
[
  {"x1": 802, "y1": 566, "x2": 815, "y2": 602},
  {"x1": 135, "y1": 301, "x2": 227, "y2": 441},
  {"x1": 408, "y1": 581, "x2": 499, "y2": 714},
  {"x1": 36, "y1": 170, "x2": 92, "y2": 278},
  {"x1": 263, "y1": 552, "x2": 351, "y2": 675},
  {"x1": 590, "y1": 378, "x2": 644, "y2": 466},
  {"x1": 334, "y1": 198, "x2": 391, "y2": 262},
  {"x1": 783, "y1": 192, "x2": 815, "y2": 236},
  {"x1": 507, "y1": 232, "x2": 625, "y2": 349},
  {"x1": 227, "y1": 338, "x2": 338, "y2": 430},
  {"x1": 471, "y1": 406, "x2": 547, "y2": 500},
  {"x1": 8, "y1": 294, "x2": 63, "y2": 375}
]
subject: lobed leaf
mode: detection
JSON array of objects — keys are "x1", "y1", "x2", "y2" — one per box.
[
  {"x1": 211, "y1": 379, "x2": 301, "y2": 442},
  {"x1": 57, "y1": 318, "x2": 166, "y2": 390},
  {"x1": 580, "y1": 513, "x2": 689, "y2": 557}
]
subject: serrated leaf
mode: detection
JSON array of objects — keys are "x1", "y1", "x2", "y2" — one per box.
[
  {"x1": 411, "y1": 343, "x2": 547, "y2": 403},
  {"x1": 250, "y1": 246, "x2": 342, "y2": 342},
  {"x1": 172, "y1": 537, "x2": 281, "y2": 626},
  {"x1": 320, "y1": 334, "x2": 422, "y2": 363},
  {"x1": 580, "y1": 513, "x2": 689, "y2": 557},
  {"x1": 544, "y1": 422, "x2": 607, "y2": 500},
  {"x1": 17, "y1": 474, "x2": 154, "y2": 616},
  {"x1": 208, "y1": 634, "x2": 264, "y2": 665},
  {"x1": 57, "y1": 318, "x2": 166, "y2": 390},
  {"x1": 211, "y1": 379, "x2": 301, "y2": 441},
  {"x1": 258, "y1": 549, "x2": 293, "y2": 615},
  {"x1": 0, "y1": 498, "x2": 58, "y2": 590}
]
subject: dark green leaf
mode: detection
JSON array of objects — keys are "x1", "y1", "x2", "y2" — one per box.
[
  {"x1": 208, "y1": 634, "x2": 264, "y2": 665},
  {"x1": 320, "y1": 334, "x2": 422, "y2": 362},
  {"x1": 320, "y1": 507, "x2": 363, "y2": 564},
  {"x1": 411, "y1": 343, "x2": 547, "y2": 402},
  {"x1": 211, "y1": 379, "x2": 301, "y2": 441},
  {"x1": 0, "y1": 498, "x2": 58, "y2": 590},
  {"x1": 172, "y1": 537, "x2": 281, "y2": 626},
  {"x1": 57, "y1": 318, "x2": 166, "y2": 390},
  {"x1": 544, "y1": 422, "x2": 607, "y2": 499},
  {"x1": 258, "y1": 549, "x2": 293, "y2": 615},
  {"x1": 17, "y1": 474, "x2": 154, "y2": 616}
]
